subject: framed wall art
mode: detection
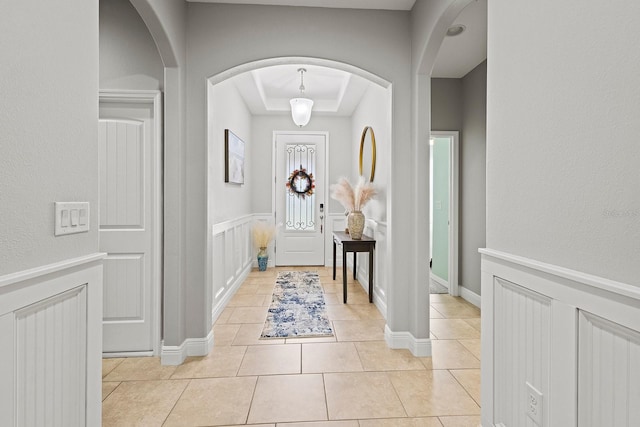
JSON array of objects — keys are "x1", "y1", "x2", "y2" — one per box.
[{"x1": 224, "y1": 129, "x2": 245, "y2": 184}]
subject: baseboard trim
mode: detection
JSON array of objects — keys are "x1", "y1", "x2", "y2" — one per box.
[
  {"x1": 384, "y1": 325, "x2": 432, "y2": 357},
  {"x1": 430, "y1": 272, "x2": 449, "y2": 289},
  {"x1": 459, "y1": 285, "x2": 481, "y2": 308},
  {"x1": 161, "y1": 329, "x2": 214, "y2": 366}
]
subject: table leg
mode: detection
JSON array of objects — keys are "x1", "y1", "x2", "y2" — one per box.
[
  {"x1": 369, "y1": 248, "x2": 374, "y2": 303},
  {"x1": 333, "y1": 239, "x2": 336, "y2": 280},
  {"x1": 342, "y1": 247, "x2": 347, "y2": 303},
  {"x1": 353, "y1": 252, "x2": 357, "y2": 279}
]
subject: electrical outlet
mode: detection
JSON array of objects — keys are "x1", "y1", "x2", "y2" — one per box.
[{"x1": 526, "y1": 382, "x2": 543, "y2": 425}]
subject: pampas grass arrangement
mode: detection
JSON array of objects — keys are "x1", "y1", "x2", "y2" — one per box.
[
  {"x1": 252, "y1": 221, "x2": 276, "y2": 249},
  {"x1": 330, "y1": 176, "x2": 376, "y2": 212}
]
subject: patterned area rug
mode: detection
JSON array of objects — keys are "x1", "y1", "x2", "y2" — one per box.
[{"x1": 261, "y1": 271, "x2": 334, "y2": 339}]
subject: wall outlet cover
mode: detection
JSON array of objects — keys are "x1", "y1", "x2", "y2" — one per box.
[{"x1": 526, "y1": 381, "x2": 543, "y2": 426}]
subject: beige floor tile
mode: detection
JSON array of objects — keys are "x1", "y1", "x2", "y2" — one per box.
[
  {"x1": 214, "y1": 323, "x2": 241, "y2": 346},
  {"x1": 236, "y1": 283, "x2": 259, "y2": 295},
  {"x1": 438, "y1": 415, "x2": 481, "y2": 427},
  {"x1": 282, "y1": 422, "x2": 359, "y2": 427},
  {"x1": 215, "y1": 307, "x2": 234, "y2": 325},
  {"x1": 232, "y1": 323, "x2": 285, "y2": 346},
  {"x1": 355, "y1": 341, "x2": 426, "y2": 371},
  {"x1": 326, "y1": 303, "x2": 362, "y2": 320},
  {"x1": 324, "y1": 372, "x2": 407, "y2": 420},
  {"x1": 458, "y1": 339, "x2": 481, "y2": 360},
  {"x1": 463, "y1": 318, "x2": 481, "y2": 332},
  {"x1": 388, "y1": 370, "x2": 480, "y2": 417},
  {"x1": 171, "y1": 345, "x2": 247, "y2": 379},
  {"x1": 102, "y1": 358, "x2": 124, "y2": 378},
  {"x1": 164, "y1": 377, "x2": 257, "y2": 427},
  {"x1": 218, "y1": 425, "x2": 274, "y2": 427},
  {"x1": 228, "y1": 293, "x2": 268, "y2": 307},
  {"x1": 333, "y1": 319, "x2": 385, "y2": 341},
  {"x1": 102, "y1": 379, "x2": 189, "y2": 426},
  {"x1": 257, "y1": 283, "x2": 276, "y2": 294},
  {"x1": 228, "y1": 306, "x2": 269, "y2": 323},
  {"x1": 324, "y1": 293, "x2": 342, "y2": 305},
  {"x1": 302, "y1": 342, "x2": 364, "y2": 373},
  {"x1": 430, "y1": 307, "x2": 444, "y2": 319},
  {"x1": 426, "y1": 340, "x2": 480, "y2": 370},
  {"x1": 341, "y1": 291, "x2": 372, "y2": 305},
  {"x1": 350, "y1": 304, "x2": 384, "y2": 319},
  {"x1": 359, "y1": 418, "x2": 443, "y2": 427},
  {"x1": 431, "y1": 303, "x2": 480, "y2": 319},
  {"x1": 286, "y1": 335, "x2": 337, "y2": 344},
  {"x1": 450, "y1": 369, "x2": 481, "y2": 405},
  {"x1": 429, "y1": 319, "x2": 481, "y2": 340},
  {"x1": 238, "y1": 344, "x2": 301, "y2": 376},
  {"x1": 102, "y1": 382, "x2": 119, "y2": 401},
  {"x1": 429, "y1": 294, "x2": 459, "y2": 303},
  {"x1": 103, "y1": 356, "x2": 177, "y2": 381},
  {"x1": 247, "y1": 374, "x2": 328, "y2": 424}
]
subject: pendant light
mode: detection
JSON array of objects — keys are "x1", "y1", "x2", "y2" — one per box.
[{"x1": 289, "y1": 68, "x2": 314, "y2": 127}]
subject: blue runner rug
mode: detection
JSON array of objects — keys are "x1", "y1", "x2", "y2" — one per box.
[{"x1": 261, "y1": 271, "x2": 334, "y2": 339}]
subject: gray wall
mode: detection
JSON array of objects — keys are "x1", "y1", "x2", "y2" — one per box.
[
  {"x1": 431, "y1": 78, "x2": 462, "y2": 131},
  {"x1": 186, "y1": 3, "x2": 415, "y2": 339},
  {"x1": 487, "y1": 0, "x2": 640, "y2": 286},
  {"x1": 0, "y1": 0, "x2": 99, "y2": 275},
  {"x1": 461, "y1": 61, "x2": 487, "y2": 295},
  {"x1": 431, "y1": 60, "x2": 487, "y2": 296},
  {"x1": 100, "y1": 0, "x2": 164, "y2": 91}
]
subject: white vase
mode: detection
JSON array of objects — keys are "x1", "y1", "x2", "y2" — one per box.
[{"x1": 348, "y1": 211, "x2": 365, "y2": 239}]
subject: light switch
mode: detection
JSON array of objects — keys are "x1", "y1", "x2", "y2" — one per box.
[
  {"x1": 79, "y1": 209, "x2": 87, "y2": 226},
  {"x1": 55, "y1": 202, "x2": 90, "y2": 236},
  {"x1": 61, "y1": 209, "x2": 70, "y2": 227},
  {"x1": 70, "y1": 209, "x2": 79, "y2": 226}
]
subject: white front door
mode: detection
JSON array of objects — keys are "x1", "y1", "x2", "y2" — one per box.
[
  {"x1": 275, "y1": 132, "x2": 326, "y2": 266},
  {"x1": 99, "y1": 91, "x2": 161, "y2": 354}
]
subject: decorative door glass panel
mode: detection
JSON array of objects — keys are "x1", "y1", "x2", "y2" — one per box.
[{"x1": 285, "y1": 144, "x2": 316, "y2": 231}]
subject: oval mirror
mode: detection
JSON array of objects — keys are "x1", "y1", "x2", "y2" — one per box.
[{"x1": 359, "y1": 126, "x2": 377, "y2": 182}]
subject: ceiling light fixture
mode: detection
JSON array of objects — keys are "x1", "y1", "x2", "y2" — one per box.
[
  {"x1": 289, "y1": 68, "x2": 314, "y2": 127},
  {"x1": 446, "y1": 24, "x2": 466, "y2": 37}
]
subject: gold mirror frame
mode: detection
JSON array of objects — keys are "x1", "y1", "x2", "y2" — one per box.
[{"x1": 359, "y1": 126, "x2": 377, "y2": 182}]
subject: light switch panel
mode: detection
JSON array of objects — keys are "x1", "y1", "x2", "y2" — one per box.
[{"x1": 55, "y1": 202, "x2": 90, "y2": 236}]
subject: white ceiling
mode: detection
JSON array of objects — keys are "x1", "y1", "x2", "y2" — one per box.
[
  {"x1": 189, "y1": 0, "x2": 417, "y2": 11},
  {"x1": 213, "y1": 0, "x2": 486, "y2": 116}
]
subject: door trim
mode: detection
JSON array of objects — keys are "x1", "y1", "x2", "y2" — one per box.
[
  {"x1": 98, "y1": 89, "x2": 163, "y2": 355},
  {"x1": 430, "y1": 131, "x2": 459, "y2": 297},
  {"x1": 272, "y1": 130, "x2": 330, "y2": 266}
]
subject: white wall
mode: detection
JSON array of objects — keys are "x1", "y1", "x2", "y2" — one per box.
[
  {"x1": 208, "y1": 79, "x2": 253, "y2": 223},
  {"x1": 0, "y1": 0, "x2": 99, "y2": 275},
  {"x1": 431, "y1": 78, "x2": 463, "y2": 131},
  {"x1": 251, "y1": 115, "x2": 353, "y2": 215},
  {"x1": 487, "y1": 0, "x2": 640, "y2": 286},
  {"x1": 351, "y1": 84, "x2": 392, "y2": 223},
  {"x1": 100, "y1": 0, "x2": 164, "y2": 91}
]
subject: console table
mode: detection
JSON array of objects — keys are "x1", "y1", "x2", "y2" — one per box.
[{"x1": 332, "y1": 231, "x2": 376, "y2": 303}]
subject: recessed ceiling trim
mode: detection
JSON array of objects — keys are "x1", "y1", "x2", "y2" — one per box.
[{"x1": 188, "y1": 0, "x2": 416, "y2": 11}]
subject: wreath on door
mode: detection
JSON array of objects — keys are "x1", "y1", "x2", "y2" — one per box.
[{"x1": 286, "y1": 165, "x2": 315, "y2": 199}]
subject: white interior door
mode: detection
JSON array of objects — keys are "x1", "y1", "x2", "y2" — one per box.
[
  {"x1": 99, "y1": 91, "x2": 161, "y2": 354},
  {"x1": 275, "y1": 132, "x2": 326, "y2": 266}
]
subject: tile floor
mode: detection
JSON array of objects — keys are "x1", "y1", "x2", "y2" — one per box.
[{"x1": 102, "y1": 266, "x2": 481, "y2": 426}]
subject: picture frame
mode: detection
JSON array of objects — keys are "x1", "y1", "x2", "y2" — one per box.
[{"x1": 224, "y1": 129, "x2": 245, "y2": 184}]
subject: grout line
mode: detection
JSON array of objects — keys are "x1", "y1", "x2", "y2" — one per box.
[{"x1": 161, "y1": 378, "x2": 191, "y2": 427}]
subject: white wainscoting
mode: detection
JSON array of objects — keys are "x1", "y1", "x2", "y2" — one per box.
[
  {"x1": 480, "y1": 249, "x2": 640, "y2": 427},
  {"x1": 210, "y1": 215, "x2": 254, "y2": 325},
  {"x1": 0, "y1": 254, "x2": 104, "y2": 427}
]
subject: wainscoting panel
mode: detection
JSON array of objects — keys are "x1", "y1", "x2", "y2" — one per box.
[
  {"x1": 16, "y1": 286, "x2": 87, "y2": 426},
  {"x1": 493, "y1": 278, "x2": 551, "y2": 427},
  {"x1": 0, "y1": 254, "x2": 104, "y2": 426},
  {"x1": 350, "y1": 220, "x2": 387, "y2": 314},
  {"x1": 480, "y1": 249, "x2": 640, "y2": 427},
  {"x1": 578, "y1": 311, "x2": 640, "y2": 426},
  {"x1": 211, "y1": 215, "x2": 254, "y2": 324}
]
